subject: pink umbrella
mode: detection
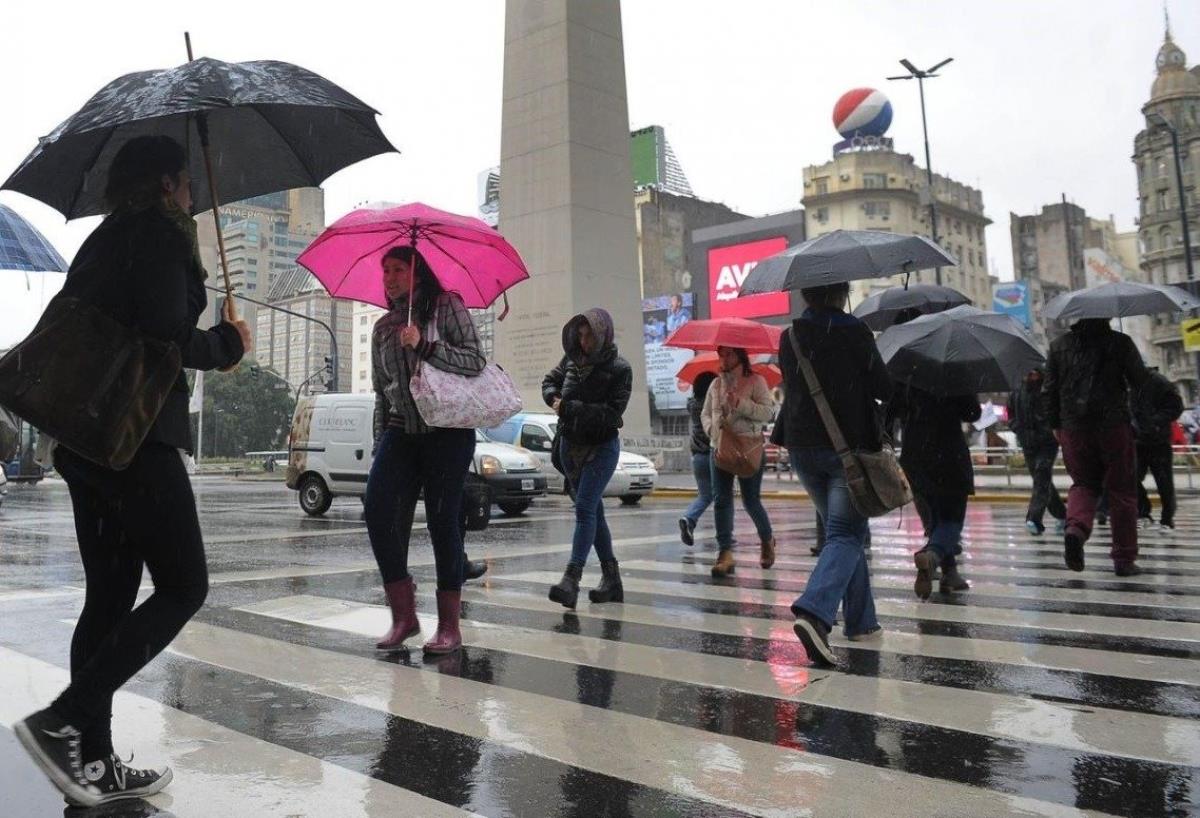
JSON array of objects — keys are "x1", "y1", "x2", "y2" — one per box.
[{"x1": 297, "y1": 202, "x2": 529, "y2": 317}]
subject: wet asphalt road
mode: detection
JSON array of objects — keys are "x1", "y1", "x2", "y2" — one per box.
[{"x1": 0, "y1": 476, "x2": 1198, "y2": 817}]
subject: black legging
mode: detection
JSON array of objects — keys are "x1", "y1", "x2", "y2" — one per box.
[{"x1": 52, "y1": 444, "x2": 208, "y2": 760}]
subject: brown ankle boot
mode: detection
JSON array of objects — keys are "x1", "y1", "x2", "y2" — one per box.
[
  {"x1": 759, "y1": 536, "x2": 776, "y2": 569},
  {"x1": 711, "y1": 550, "x2": 736, "y2": 577},
  {"x1": 376, "y1": 577, "x2": 420, "y2": 651}
]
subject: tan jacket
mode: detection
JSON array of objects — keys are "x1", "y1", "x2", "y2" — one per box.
[{"x1": 701, "y1": 371, "x2": 775, "y2": 448}]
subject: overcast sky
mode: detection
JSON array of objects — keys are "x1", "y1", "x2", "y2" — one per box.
[{"x1": 2, "y1": 1, "x2": 1196, "y2": 346}]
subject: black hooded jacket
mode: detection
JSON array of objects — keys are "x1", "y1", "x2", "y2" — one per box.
[
  {"x1": 541, "y1": 308, "x2": 633, "y2": 445},
  {"x1": 1133, "y1": 370, "x2": 1184, "y2": 444},
  {"x1": 778, "y1": 307, "x2": 892, "y2": 451},
  {"x1": 1044, "y1": 320, "x2": 1148, "y2": 431},
  {"x1": 1008, "y1": 377, "x2": 1056, "y2": 450}
]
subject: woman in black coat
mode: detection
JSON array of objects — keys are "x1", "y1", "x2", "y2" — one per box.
[
  {"x1": 14, "y1": 136, "x2": 250, "y2": 809},
  {"x1": 892, "y1": 386, "x2": 981, "y2": 599}
]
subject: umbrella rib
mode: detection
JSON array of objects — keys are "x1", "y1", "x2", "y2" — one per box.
[
  {"x1": 66, "y1": 127, "x2": 121, "y2": 219},
  {"x1": 423, "y1": 232, "x2": 487, "y2": 306},
  {"x1": 327, "y1": 231, "x2": 404, "y2": 300}
]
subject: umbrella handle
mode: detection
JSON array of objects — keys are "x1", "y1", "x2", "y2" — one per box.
[{"x1": 185, "y1": 32, "x2": 238, "y2": 323}]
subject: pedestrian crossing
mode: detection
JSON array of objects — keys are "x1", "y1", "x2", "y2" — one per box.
[{"x1": 1, "y1": 500, "x2": 1198, "y2": 816}]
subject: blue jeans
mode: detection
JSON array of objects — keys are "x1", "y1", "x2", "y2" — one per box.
[
  {"x1": 926, "y1": 494, "x2": 967, "y2": 564},
  {"x1": 365, "y1": 427, "x2": 475, "y2": 591},
  {"x1": 562, "y1": 436, "x2": 621, "y2": 566},
  {"x1": 683, "y1": 452, "x2": 714, "y2": 526},
  {"x1": 789, "y1": 447, "x2": 878, "y2": 638},
  {"x1": 711, "y1": 451, "x2": 773, "y2": 551}
]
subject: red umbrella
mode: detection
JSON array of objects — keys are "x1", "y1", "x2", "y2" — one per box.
[
  {"x1": 676, "y1": 353, "x2": 782, "y2": 388},
  {"x1": 664, "y1": 317, "x2": 784, "y2": 354}
]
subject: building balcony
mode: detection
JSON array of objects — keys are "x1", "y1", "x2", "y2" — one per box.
[
  {"x1": 1166, "y1": 360, "x2": 1197, "y2": 383},
  {"x1": 1151, "y1": 323, "x2": 1183, "y2": 344}
]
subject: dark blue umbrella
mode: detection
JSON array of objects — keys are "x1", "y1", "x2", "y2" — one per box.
[
  {"x1": 852, "y1": 283, "x2": 971, "y2": 331},
  {"x1": 0, "y1": 204, "x2": 67, "y2": 273},
  {"x1": 739, "y1": 229, "x2": 957, "y2": 295}
]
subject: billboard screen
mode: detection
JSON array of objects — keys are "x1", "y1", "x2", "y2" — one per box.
[
  {"x1": 993, "y1": 280, "x2": 1032, "y2": 329},
  {"x1": 643, "y1": 293, "x2": 695, "y2": 412},
  {"x1": 707, "y1": 237, "x2": 790, "y2": 319}
]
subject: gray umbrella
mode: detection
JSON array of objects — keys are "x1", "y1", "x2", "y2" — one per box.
[
  {"x1": 738, "y1": 229, "x2": 957, "y2": 296},
  {"x1": 1042, "y1": 281, "x2": 1200, "y2": 321},
  {"x1": 0, "y1": 204, "x2": 67, "y2": 273},
  {"x1": 877, "y1": 305, "x2": 1045, "y2": 396},
  {"x1": 2, "y1": 57, "x2": 397, "y2": 219},
  {"x1": 852, "y1": 284, "x2": 971, "y2": 331}
]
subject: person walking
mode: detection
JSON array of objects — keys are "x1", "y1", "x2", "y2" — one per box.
[
  {"x1": 367, "y1": 246, "x2": 486, "y2": 655},
  {"x1": 780, "y1": 282, "x2": 891, "y2": 668},
  {"x1": 1044, "y1": 318, "x2": 1149, "y2": 576},
  {"x1": 892, "y1": 386, "x2": 981, "y2": 598},
  {"x1": 1132, "y1": 366, "x2": 1184, "y2": 532},
  {"x1": 702, "y1": 346, "x2": 777, "y2": 576},
  {"x1": 543, "y1": 309, "x2": 633, "y2": 609},
  {"x1": 1009, "y1": 368, "x2": 1066, "y2": 536},
  {"x1": 15, "y1": 136, "x2": 252, "y2": 808},
  {"x1": 679, "y1": 372, "x2": 717, "y2": 546}
]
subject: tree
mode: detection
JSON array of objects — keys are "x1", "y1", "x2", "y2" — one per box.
[{"x1": 189, "y1": 365, "x2": 295, "y2": 459}]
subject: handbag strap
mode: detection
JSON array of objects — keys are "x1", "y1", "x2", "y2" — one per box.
[{"x1": 788, "y1": 327, "x2": 852, "y2": 457}]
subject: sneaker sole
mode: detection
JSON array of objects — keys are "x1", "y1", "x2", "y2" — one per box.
[
  {"x1": 13, "y1": 719, "x2": 101, "y2": 808},
  {"x1": 793, "y1": 618, "x2": 838, "y2": 667},
  {"x1": 913, "y1": 551, "x2": 937, "y2": 600},
  {"x1": 66, "y1": 767, "x2": 174, "y2": 807},
  {"x1": 847, "y1": 628, "x2": 882, "y2": 642},
  {"x1": 678, "y1": 519, "x2": 694, "y2": 547}
]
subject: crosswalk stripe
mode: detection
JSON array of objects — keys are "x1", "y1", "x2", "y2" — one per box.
[
  {"x1": 161, "y1": 619, "x2": 1120, "y2": 818},
  {"x1": 236, "y1": 593, "x2": 1200, "y2": 768},
  {"x1": 0, "y1": 646, "x2": 476, "y2": 817},
  {"x1": 499, "y1": 571, "x2": 1200, "y2": 685}
]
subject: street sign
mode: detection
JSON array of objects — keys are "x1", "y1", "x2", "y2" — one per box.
[{"x1": 1182, "y1": 318, "x2": 1200, "y2": 351}]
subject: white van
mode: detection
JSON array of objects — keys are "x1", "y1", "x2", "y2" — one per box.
[{"x1": 285, "y1": 394, "x2": 548, "y2": 523}]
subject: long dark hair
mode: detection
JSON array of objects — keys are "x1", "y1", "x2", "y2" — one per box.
[
  {"x1": 104, "y1": 135, "x2": 187, "y2": 212},
  {"x1": 719, "y1": 346, "x2": 753, "y2": 377},
  {"x1": 383, "y1": 245, "x2": 444, "y2": 325}
]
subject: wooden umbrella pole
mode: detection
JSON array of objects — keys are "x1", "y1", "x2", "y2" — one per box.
[{"x1": 185, "y1": 32, "x2": 237, "y2": 321}]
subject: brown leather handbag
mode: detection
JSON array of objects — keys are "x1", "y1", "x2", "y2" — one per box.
[
  {"x1": 714, "y1": 419, "x2": 765, "y2": 478},
  {"x1": 0, "y1": 296, "x2": 181, "y2": 471}
]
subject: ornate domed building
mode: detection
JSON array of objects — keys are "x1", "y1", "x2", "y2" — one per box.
[{"x1": 1134, "y1": 20, "x2": 1200, "y2": 397}]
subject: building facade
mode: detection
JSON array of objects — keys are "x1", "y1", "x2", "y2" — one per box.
[
  {"x1": 1133, "y1": 26, "x2": 1200, "y2": 397},
  {"x1": 255, "y1": 266, "x2": 353, "y2": 395},
  {"x1": 801, "y1": 147, "x2": 993, "y2": 311}
]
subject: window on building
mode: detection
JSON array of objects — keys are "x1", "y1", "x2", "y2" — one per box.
[
  {"x1": 360, "y1": 315, "x2": 369, "y2": 325},
  {"x1": 954, "y1": 220, "x2": 962, "y2": 234},
  {"x1": 863, "y1": 201, "x2": 890, "y2": 220},
  {"x1": 968, "y1": 249, "x2": 975, "y2": 266},
  {"x1": 1141, "y1": 232, "x2": 1155, "y2": 253},
  {"x1": 359, "y1": 369, "x2": 367, "y2": 380},
  {"x1": 862, "y1": 173, "x2": 887, "y2": 189},
  {"x1": 1161, "y1": 227, "x2": 1174, "y2": 248},
  {"x1": 359, "y1": 351, "x2": 367, "y2": 362},
  {"x1": 360, "y1": 333, "x2": 368, "y2": 343},
  {"x1": 814, "y1": 177, "x2": 829, "y2": 195},
  {"x1": 815, "y1": 207, "x2": 829, "y2": 223},
  {"x1": 1158, "y1": 190, "x2": 1170, "y2": 212},
  {"x1": 1158, "y1": 156, "x2": 1169, "y2": 178}
]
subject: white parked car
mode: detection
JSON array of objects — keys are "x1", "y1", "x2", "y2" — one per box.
[
  {"x1": 285, "y1": 394, "x2": 548, "y2": 525},
  {"x1": 483, "y1": 412, "x2": 657, "y2": 505}
]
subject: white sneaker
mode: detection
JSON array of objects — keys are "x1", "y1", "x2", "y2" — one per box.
[
  {"x1": 1138, "y1": 517, "x2": 1155, "y2": 530},
  {"x1": 1159, "y1": 523, "x2": 1176, "y2": 535}
]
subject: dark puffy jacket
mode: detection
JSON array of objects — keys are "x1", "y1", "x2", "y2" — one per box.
[
  {"x1": 688, "y1": 374, "x2": 716, "y2": 455},
  {"x1": 57, "y1": 204, "x2": 243, "y2": 455},
  {"x1": 779, "y1": 308, "x2": 891, "y2": 451},
  {"x1": 1044, "y1": 320, "x2": 1147, "y2": 431},
  {"x1": 541, "y1": 308, "x2": 633, "y2": 445},
  {"x1": 1008, "y1": 379, "x2": 1055, "y2": 450},
  {"x1": 1134, "y1": 370, "x2": 1184, "y2": 444},
  {"x1": 893, "y1": 387, "x2": 981, "y2": 498}
]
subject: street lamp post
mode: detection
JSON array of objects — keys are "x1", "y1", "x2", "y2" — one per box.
[
  {"x1": 889, "y1": 57, "x2": 954, "y2": 286},
  {"x1": 1147, "y1": 112, "x2": 1198, "y2": 398}
]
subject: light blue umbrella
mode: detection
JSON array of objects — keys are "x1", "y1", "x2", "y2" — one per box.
[{"x1": 0, "y1": 203, "x2": 67, "y2": 273}]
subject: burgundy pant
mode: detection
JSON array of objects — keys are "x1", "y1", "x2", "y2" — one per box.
[{"x1": 1059, "y1": 424, "x2": 1138, "y2": 565}]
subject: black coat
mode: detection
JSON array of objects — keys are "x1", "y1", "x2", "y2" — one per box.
[
  {"x1": 894, "y1": 388, "x2": 981, "y2": 498},
  {"x1": 1133, "y1": 370, "x2": 1184, "y2": 444},
  {"x1": 779, "y1": 308, "x2": 892, "y2": 451},
  {"x1": 541, "y1": 350, "x2": 633, "y2": 445},
  {"x1": 59, "y1": 205, "x2": 243, "y2": 455},
  {"x1": 688, "y1": 395, "x2": 711, "y2": 455},
  {"x1": 1044, "y1": 320, "x2": 1147, "y2": 431},
  {"x1": 1008, "y1": 380, "x2": 1055, "y2": 450}
]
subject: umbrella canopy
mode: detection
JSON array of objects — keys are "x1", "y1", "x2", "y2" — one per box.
[
  {"x1": 297, "y1": 203, "x2": 529, "y2": 310},
  {"x1": 739, "y1": 230, "x2": 957, "y2": 295},
  {"x1": 1042, "y1": 281, "x2": 1200, "y2": 322},
  {"x1": 877, "y1": 305, "x2": 1044, "y2": 397},
  {"x1": 2, "y1": 57, "x2": 397, "y2": 219},
  {"x1": 663, "y1": 317, "x2": 785, "y2": 354},
  {"x1": 0, "y1": 204, "x2": 67, "y2": 272},
  {"x1": 852, "y1": 284, "x2": 971, "y2": 331},
  {"x1": 676, "y1": 353, "x2": 782, "y2": 389}
]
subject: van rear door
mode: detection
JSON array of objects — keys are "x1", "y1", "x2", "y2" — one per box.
[{"x1": 323, "y1": 400, "x2": 371, "y2": 493}]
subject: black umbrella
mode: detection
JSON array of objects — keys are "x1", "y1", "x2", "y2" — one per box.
[
  {"x1": 852, "y1": 284, "x2": 971, "y2": 331},
  {"x1": 1042, "y1": 281, "x2": 1200, "y2": 322},
  {"x1": 876, "y1": 305, "x2": 1045, "y2": 396},
  {"x1": 2, "y1": 46, "x2": 397, "y2": 311},
  {"x1": 738, "y1": 229, "x2": 957, "y2": 296}
]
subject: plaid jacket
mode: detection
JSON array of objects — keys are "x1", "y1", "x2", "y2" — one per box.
[{"x1": 372, "y1": 291, "x2": 486, "y2": 439}]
